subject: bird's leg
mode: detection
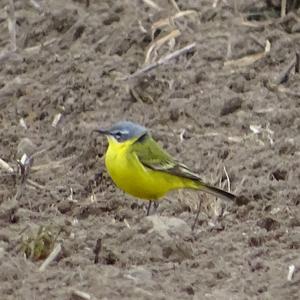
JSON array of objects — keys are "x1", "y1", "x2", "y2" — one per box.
[
  {"x1": 192, "y1": 198, "x2": 201, "y2": 231},
  {"x1": 146, "y1": 201, "x2": 152, "y2": 216},
  {"x1": 153, "y1": 201, "x2": 159, "y2": 213}
]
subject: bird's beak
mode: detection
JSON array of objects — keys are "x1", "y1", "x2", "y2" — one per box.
[
  {"x1": 92, "y1": 128, "x2": 110, "y2": 135},
  {"x1": 98, "y1": 128, "x2": 109, "y2": 135}
]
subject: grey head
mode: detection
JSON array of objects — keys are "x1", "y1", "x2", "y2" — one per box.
[{"x1": 98, "y1": 121, "x2": 148, "y2": 142}]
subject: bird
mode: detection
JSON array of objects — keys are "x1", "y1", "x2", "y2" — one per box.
[{"x1": 96, "y1": 121, "x2": 236, "y2": 216}]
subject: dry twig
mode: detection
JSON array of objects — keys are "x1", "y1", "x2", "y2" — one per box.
[
  {"x1": 24, "y1": 38, "x2": 57, "y2": 55},
  {"x1": 120, "y1": 42, "x2": 196, "y2": 81},
  {"x1": 267, "y1": 53, "x2": 299, "y2": 94},
  {"x1": 145, "y1": 29, "x2": 181, "y2": 64},
  {"x1": 152, "y1": 10, "x2": 197, "y2": 33},
  {"x1": 224, "y1": 40, "x2": 271, "y2": 68},
  {"x1": 287, "y1": 264, "x2": 295, "y2": 281},
  {"x1": 93, "y1": 238, "x2": 102, "y2": 264},
  {"x1": 71, "y1": 290, "x2": 91, "y2": 300},
  {"x1": 212, "y1": 0, "x2": 219, "y2": 7},
  {"x1": 27, "y1": 179, "x2": 46, "y2": 190},
  {"x1": 169, "y1": 0, "x2": 180, "y2": 12},
  {"x1": 31, "y1": 156, "x2": 75, "y2": 172},
  {"x1": 7, "y1": 0, "x2": 16, "y2": 52},
  {"x1": 39, "y1": 243, "x2": 62, "y2": 271},
  {"x1": 273, "y1": 55, "x2": 297, "y2": 85},
  {"x1": 281, "y1": 0, "x2": 287, "y2": 17},
  {"x1": 29, "y1": 0, "x2": 43, "y2": 13},
  {"x1": 192, "y1": 198, "x2": 201, "y2": 231},
  {"x1": 0, "y1": 158, "x2": 14, "y2": 173},
  {"x1": 295, "y1": 52, "x2": 299, "y2": 73},
  {"x1": 233, "y1": 0, "x2": 239, "y2": 15},
  {"x1": 223, "y1": 166, "x2": 231, "y2": 192},
  {"x1": 0, "y1": 0, "x2": 17, "y2": 62},
  {"x1": 142, "y1": 0, "x2": 162, "y2": 11}
]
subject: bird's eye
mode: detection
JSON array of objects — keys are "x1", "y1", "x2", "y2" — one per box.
[
  {"x1": 112, "y1": 131, "x2": 122, "y2": 141},
  {"x1": 111, "y1": 129, "x2": 129, "y2": 141}
]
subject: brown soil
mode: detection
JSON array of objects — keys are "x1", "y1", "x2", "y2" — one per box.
[{"x1": 0, "y1": 1, "x2": 300, "y2": 299}]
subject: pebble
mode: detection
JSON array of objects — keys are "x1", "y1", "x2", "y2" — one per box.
[
  {"x1": 125, "y1": 266, "x2": 152, "y2": 284},
  {"x1": 145, "y1": 215, "x2": 191, "y2": 240},
  {"x1": 220, "y1": 97, "x2": 242, "y2": 116}
]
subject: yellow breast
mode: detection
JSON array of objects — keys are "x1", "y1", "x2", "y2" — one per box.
[{"x1": 104, "y1": 137, "x2": 189, "y2": 200}]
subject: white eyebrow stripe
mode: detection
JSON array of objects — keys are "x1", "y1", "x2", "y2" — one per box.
[
  {"x1": 119, "y1": 129, "x2": 129, "y2": 135},
  {"x1": 111, "y1": 129, "x2": 129, "y2": 135}
]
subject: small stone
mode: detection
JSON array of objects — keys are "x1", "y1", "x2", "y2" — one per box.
[
  {"x1": 169, "y1": 107, "x2": 180, "y2": 122},
  {"x1": 0, "y1": 199, "x2": 18, "y2": 225},
  {"x1": 201, "y1": 8, "x2": 217, "y2": 22},
  {"x1": 0, "y1": 261, "x2": 19, "y2": 281},
  {"x1": 141, "y1": 216, "x2": 194, "y2": 262},
  {"x1": 288, "y1": 217, "x2": 300, "y2": 228},
  {"x1": 103, "y1": 14, "x2": 120, "y2": 26},
  {"x1": 271, "y1": 169, "x2": 287, "y2": 181},
  {"x1": 0, "y1": 248, "x2": 5, "y2": 259},
  {"x1": 0, "y1": 231, "x2": 10, "y2": 243},
  {"x1": 183, "y1": 285, "x2": 194, "y2": 295},
  {"x1": 257, "y1": 217, "x2": 280, "y2": 231},
  {"x1": 220, "y1": 97, "x2": 242, "y2": 116},
  {"x1": 145, "y1": 215, "x2": 191, "y2": 240},
  {"x1": 235, "y1": 195, "x2": 250, "y2": 206},
  {"x1": 126, "y1": 266, "x2": 152, "y2": 284},
  {"x1": 248, "y1": 235, "x2": 265, "y2": 247},
  {"x1": 228, "y1": 77, "x2": 247, "y2": 93},
  {"x1": 248, "y1": 258, "x2": 266, "y2": 272},
  {"x1": 291, "y1": 23, "x2": 300, "y2": 33}
]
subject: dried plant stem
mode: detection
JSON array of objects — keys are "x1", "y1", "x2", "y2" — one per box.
[
  {"x1": 39, "y1": 243, "x2": 62, "y2": 271},
  {"x1": 212, "y1": 0, "x2": 219, "y2": 7},
  {"x1": 224, "y1": 40, "x2": 270, "y2": 68},
  {"x1": 27, "y1": 179, "x2": 46, "y2": 190},
  {"x1": 7, "y1": 0, "x2": 17, "y2": 51},
  {"x1": 120, "y1": 42, "x2": 196, "y2": 80},
  {"x1": 192, "y1": 198, "x2": 201, "y2": 231},
  {"x1": 145, "y1": 29, "x2": 181, "y2": 64},
  {"x1": 170, "y1": 0, "x2": 180, "y2": 12},
  {"x1": 93, "y1": 238, "x2": 102, "y2": 264},
  {"x1": 281, "y1": 0, "x2": 287, "y2": 17},
  {"x1": 29, "y1": 0, "x2": 43, "y2": 12},
  {"x1": 0, "y1": 0, "x2": 17, "y2": 62},
  {"x1": 31, "y1": 156, "x2": 75, "y2": 172},
  {"x1": 233, "y1": 0, "x2": 239, "y2": 15},
  {"x1": 295, "y1": 52, "x2": 299, "y2": 73},
  {"x1": 287, "y1": 265, "x2": 295, "y2": 281},
  {"x1": 71, "y1": 290, "x2": 91, "y2": 300},
  {"x1": 273, "y1": 56, "x2": 297, "y2": 85},
  {"x1": 152, "y1": 10, "x2": 197, "y2": 33},
  {"x1": 223, "y1": 166, "x2": 231, "y2": 192},
  {"x1": 0, "y1": 158, "x2": 14, "y2": 173},
  {"x1": 142, "y1": 0, "x2": 162, "y2": 11}
]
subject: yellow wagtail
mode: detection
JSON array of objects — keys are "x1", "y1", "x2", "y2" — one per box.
[{"x1": 96, "y1": 121, "x2": 236, "y2": 216}]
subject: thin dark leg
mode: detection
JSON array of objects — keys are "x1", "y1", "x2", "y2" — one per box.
[
  {"x1": 146, "y1": 201, "x2": 152, "y2": 216},
  {"x1": 153, "y1": 201, "x2": 159, "y2": 213},
  {"x1": 192, "y1": 199, "x2": 201, "y2": 231}
]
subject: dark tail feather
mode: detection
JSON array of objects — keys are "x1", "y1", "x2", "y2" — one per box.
[{"x1": 200, "y1": 183, "x2": 236, "y2": 201}]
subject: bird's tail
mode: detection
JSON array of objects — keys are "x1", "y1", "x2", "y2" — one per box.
[
  {"x1": 198, "y1": 181, "x2": 236, "y2": 201},
  {"x1": 170, "y1": 163, "x2": 236, "y2": 201}
]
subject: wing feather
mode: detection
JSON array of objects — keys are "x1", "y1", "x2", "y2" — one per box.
[
  {"x1": 131, "y1": 133, "x2": 236, "y2": 202},
  {"x1": 131, "y1": 133, "x2": 201, "y2": 181}
]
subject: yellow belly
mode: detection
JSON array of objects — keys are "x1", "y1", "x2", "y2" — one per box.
[{"x1": 104, "y1": 140, "x2": 194, "y2": 200}]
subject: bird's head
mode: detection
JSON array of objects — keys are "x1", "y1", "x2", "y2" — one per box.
[{"x1": 96, "y1": 121, "x2": 147, "y2": 144}]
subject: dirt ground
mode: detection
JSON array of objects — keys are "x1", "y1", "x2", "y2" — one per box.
[{"x1": 0, "y1": 0, "x2": 300, "y2": 299}]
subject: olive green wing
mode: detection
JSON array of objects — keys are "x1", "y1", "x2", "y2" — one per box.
[
  {"x1": 131, "y1": 133, "x2": 236, "y2": 201},
  {"x1": 131, "y1": 133, "x2": 201, "y2": 181}
]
